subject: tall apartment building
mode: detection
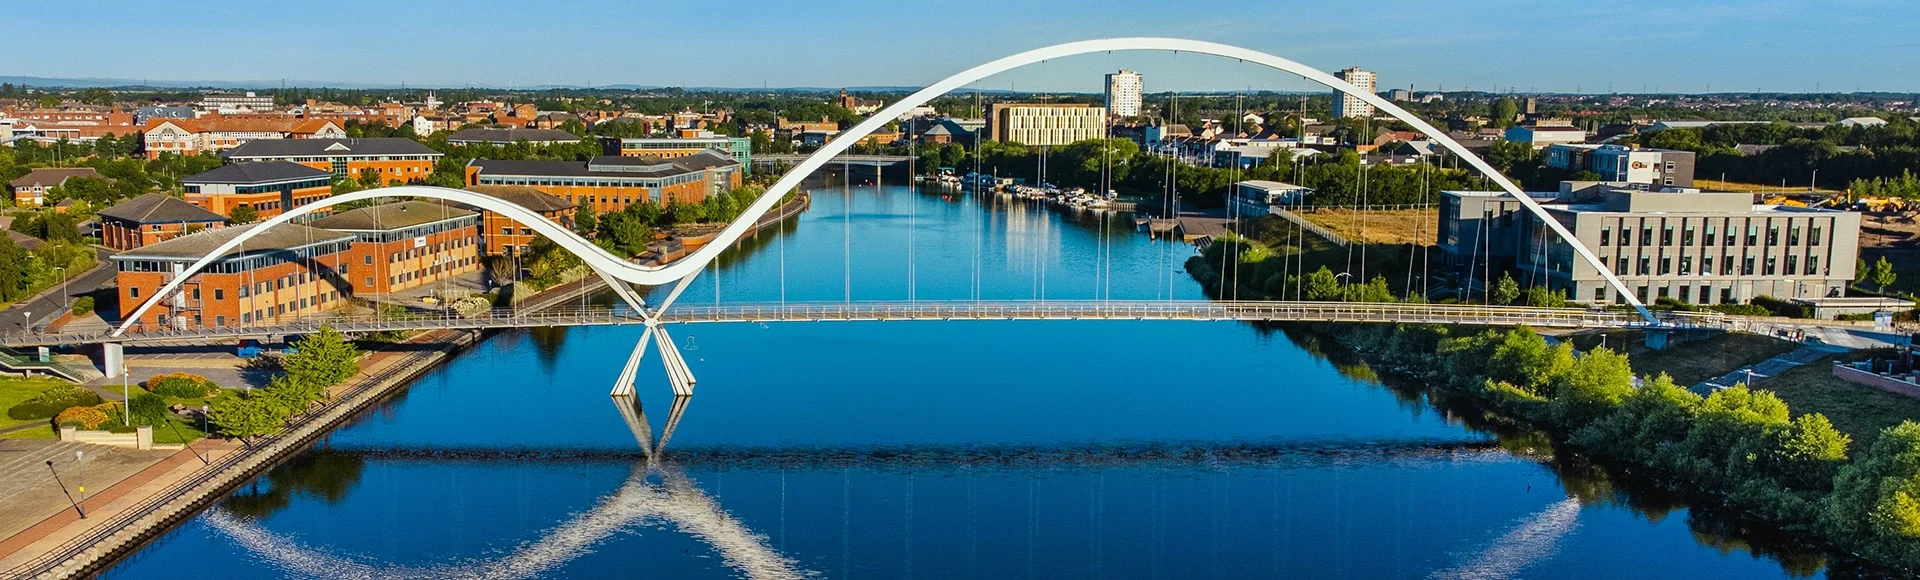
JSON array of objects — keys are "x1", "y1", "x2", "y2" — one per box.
[
  {"x1": 1104, "y1": 70, "x2": 1144, "y2": 118},
  {"x1": 1439, "y1": 188, "x2": 1861, "y2": 306},
  {"x1": 986, "y1": 103, "x2": 1108, "y2": 146},
  {"x1": 1332, "y1": 68, "x2": 1377, "y2": 118},
  {"x1": 198, "y1": 91, "x2": 276, "y2": 113}
]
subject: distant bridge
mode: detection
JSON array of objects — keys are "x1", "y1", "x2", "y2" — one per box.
[{"x1": 2, "y1": 301, "x2": 1713, "y2": 349}]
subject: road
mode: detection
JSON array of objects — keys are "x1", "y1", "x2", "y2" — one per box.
[{"x1": 0, "y1": 247, "x2": 116, "y2": 337}]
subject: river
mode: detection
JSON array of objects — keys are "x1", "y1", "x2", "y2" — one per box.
[{"x1": 103, "y1": 182, "x2": 1832, "y2": 578}]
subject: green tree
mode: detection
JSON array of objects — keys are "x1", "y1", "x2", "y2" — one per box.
[
  {"x1": 1823, "y1": 421, "x2": 1920, "y2": 566},
  {"x1": 1303, "y1": 266, "x2": 1342, "y2": 301},
  {"x1": 573, "y1": 204, "x2": 598, "y2": 236},
  {"x1": 210, "y1": 396, "x2": 283, "y2": 442},
  {"x1": 1549, "y1": 347, "x2": 1635, "y2": 425},
  {"x1": 229, "y1": 204, "x2": 260, "y2": 224},
  {"x1": 1491, "y1": 98, "x2": 1519, "y2": 128},
  {"x1": 281, "y1": 326, "x2": 361, "y2": 388},
  {"x1": 1493, "y1": 272, "x2": 1521, "y2": 305},
  {"x1": 1870, "y1": 256, "x2": 1897, "y2": 291}
]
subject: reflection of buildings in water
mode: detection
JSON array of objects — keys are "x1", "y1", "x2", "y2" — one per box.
[
  {"x1": 208, "y1": 394, "x2": 812, "y2": 580},
  {"x1": 997, "y1": 198, "x2": 1054, "y2": 279}
]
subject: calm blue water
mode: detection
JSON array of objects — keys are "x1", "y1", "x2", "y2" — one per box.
[{"x1": 105, "y1": 184, "x2": 1822, "y2": 579}]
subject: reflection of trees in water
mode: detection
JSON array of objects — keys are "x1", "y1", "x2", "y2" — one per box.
[
  {"x1": 221, "y1": 451, "x2": 368, "y2": 519},
  {"x1": 1270, "y1": 322, "x2": 1845, "y2": 576},
  {"x1": 529, "y1": 326, "x2": 569, "y2": 371}
]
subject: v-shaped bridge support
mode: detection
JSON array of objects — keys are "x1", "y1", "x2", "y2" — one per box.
[{"x1": 600, "y1": 268, "x2": 698, "y2": 397}]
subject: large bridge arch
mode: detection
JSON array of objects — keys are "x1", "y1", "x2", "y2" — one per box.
[{"x1": 114, "y1": 37, "x2": 1652, "y2": 336}]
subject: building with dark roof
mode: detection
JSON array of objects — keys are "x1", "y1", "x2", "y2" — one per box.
[
  {"x1": 9, "y1": 167, "x2": 108, "y2": 207},
  {"x1": 113, "y1": 223, "x2": 356, "y2": 330},
  {"x1": 182, "y1": 161, "x2": 334, "y2": 220},
  {"x1": 463, "y1": 149, "x2": 742, "y2": 214},
  {"x1": 98, "y1": 193, "x2": 230, "y2": 250},
  {"x1": 463, "y1": 185, "x2": 577, "y2": 256},
  {"x1": 225, "y1": 137, "x2": 442, "y2": 185},
  {"x1": 311, "y1": 201, "x2": 482, "y2": 295},
  {"x1": 445, "y1": 128, "x2": 582, "y2": 146}
]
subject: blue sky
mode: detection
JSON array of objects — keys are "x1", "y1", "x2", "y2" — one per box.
[{"x1": 6, "y1": 0, "x2": 1919, "y2": 93}]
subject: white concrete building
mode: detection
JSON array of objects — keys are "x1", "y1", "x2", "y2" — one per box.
[
  {"x1": 1332, "y1": 68, "x2": 1376, "y2": 118},
  {"x1": 1105, "y1": 70, "x2": 1144, "y2": 118}
]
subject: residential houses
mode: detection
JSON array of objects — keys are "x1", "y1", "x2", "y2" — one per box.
[{"x1": 9, "y1": 167, "x2": 108, "y2": 207}]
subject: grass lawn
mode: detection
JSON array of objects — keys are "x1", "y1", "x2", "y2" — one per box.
[
  {"x1": 0, "y1": 377, "x2": 79, "y2": 431},
  {"x1": 1763, "y1": 352, "x2": 1920, "y2": 444},
  {"x1": 1298, "y1": 208, "x2": 1435, "y2": 246},
  {"x1": 1620, "y1": 331, "x2": 1799, "y2": 386}
]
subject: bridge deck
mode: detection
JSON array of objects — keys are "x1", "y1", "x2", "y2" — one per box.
[{"x1": 1, "y1": 301, "x2": 1705, "y2": 348}]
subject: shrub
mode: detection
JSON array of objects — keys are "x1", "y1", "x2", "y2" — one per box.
[
  {"x1": 69, "y1": 296, "x2": 95, "y2": 317},
  {"x1": 128, "y1": 393, "x2": 169, "y2": 425},
  {"x1": 53, "y1": 405, "x2": 109, "y2": 429},
  {"x1": 1704, "y1": 303, "x2": 1772, "y2": 316},
  {"x1": 1751, "y1": 295, "x2": 1810, "y2": 318},
  {"x1": 6, "y1": 385, "x2": 104, "y2": 420},
  {"x1": 147, "y1": 372, "x2": 216, "y2": 399}
]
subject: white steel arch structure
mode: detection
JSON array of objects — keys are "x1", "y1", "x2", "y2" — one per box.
[{"x1": 114, "y1": 38, "x2": 1656, "y2": 392}]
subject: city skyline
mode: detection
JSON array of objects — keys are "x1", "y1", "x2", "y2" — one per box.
[{"x1": 5, "y1": 0, "x2": 1920, "y2": 93}]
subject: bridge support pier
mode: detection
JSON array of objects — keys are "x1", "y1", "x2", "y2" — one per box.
[
  {"x1": 103, "y1": 343, "x2": 124, "y2": 379},
  {"x1": 1644, "y1": 329, "x2": 1671, "y2": 350}
]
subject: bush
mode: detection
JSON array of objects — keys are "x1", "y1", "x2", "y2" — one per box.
[
  {"x1": 6, "y1": 385, "x2": 104, "y2": 420},
  {"x1": 1751, "y1": 295, "x2": 1809, "y2": 318},
  {"x1": 147, "y1": 372, "x2": 216, "y2": 399},
  {"x1": 53, "y1": 405, "x2": 109, "y2": 429},
  {"x1": 1704, "y1": 303, "x2": 1772, "y2": 316},
  {"x1": 128, "y1": 393, "x2": 169, "y2": 425},
  {"x1": 69, "y1": 296, "x2": 95, "y2": 317}
]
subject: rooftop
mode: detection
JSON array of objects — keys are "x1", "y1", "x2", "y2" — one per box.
[
  {"x1": 469, "y1": 149, "x2": 739, "y2": 179},
  {"x1": 98, "y1": 193, "x2": 227, "y2": 225},
  {"x1": 114, "y1": 223, "x2": 351, "y2": 261},
  {"x1": 8, "y1": 167, "x2": 105, "y2": 188},
  {"x1": 225, "y1": 137, "x2": 440, "y2": 159},
  {"x1": 310, "y1": 200, "x2": 477, "y2": 231},
  {"x1": 182, "y1": 161, "x2": 332, "y2": 184},
  {"x1": 445, "y1": 128, "x2": 582, "y2": 144},
  {"x1": 1236, "y1": 180, "x2": 1307, "y2": 190},
  {"x1": 464, "y1": 185, "x2": 577, "y2": 213}
]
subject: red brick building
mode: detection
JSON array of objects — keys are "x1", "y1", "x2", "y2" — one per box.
[
  {"x1": 114, "y1": 223, "x2": 355, "y2": 330},
  {"x1": 98, "y1": 194, "x2": 230, "y2": 251},
  {"x1": 462, "y1": 185, "x2": 577, "y2": 256},
  {"x1": 8, "y1": 167, "x2": 109, "y2": 207},
  {"x1": 181, "y1": 161, "x2": 334, "y2": 220},
  {"x1": 224, "y1": 138, "x2": 442, "y2": 185},
  {"x1": 463, "y1": 150, "x2": 742, "y2": 214},
  {"x1": 310, "y1": 201, "x2": 482, "y2": 295}
]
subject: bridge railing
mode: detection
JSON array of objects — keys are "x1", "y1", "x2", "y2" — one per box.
[{"x1": 0, "y1": 301, "x2": 1729, "y2": 348}]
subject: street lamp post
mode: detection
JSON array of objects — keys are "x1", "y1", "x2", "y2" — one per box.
[
  {"x1": 122, "y1": 364, "x2": 130, "y2": 426},
  {"x1": 1810, "y1": 169, "x2": 1819, "y2": 193},
  {"x1": 75, "y1": 450, "x2": 86, "y2": 519},
  {"x1": 53, "y1": 266, "x2": 67, "y2": 311}
]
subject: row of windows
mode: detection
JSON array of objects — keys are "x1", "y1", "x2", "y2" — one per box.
[
  {"x1": 253, "y1": 155, "x2": 440, "y2": 163},
  {"x1": 1610, "y1": 253, "x2": 1825, "y2": 277},
  {"x1": 476, "y1": 172, "x2": 704, "y2": 189},
  {"x1": 1598, "y1": 220, "x2": 1827, "y2": 249},
  {"x1": 347, "y1": 221, "x2": 478, "y2": 244},
  {"x1": 116, "y1": 239, "x2": 354, "y2": 275},
  {"x1": 367, "y1": 256, "x2": 477, "y2": 288}
]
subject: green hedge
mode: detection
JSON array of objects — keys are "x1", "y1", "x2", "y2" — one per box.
[
  {"x1": 147, "y1": 372, "x2": 217, "y2": 399},
  {"x1": 6, "y1": 385, "x2": 104, "y2": 420}
]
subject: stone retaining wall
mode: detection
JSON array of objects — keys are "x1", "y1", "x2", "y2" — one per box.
[{"x1": 1832, "y1": 362, "x2": 1920, "y2": 399}]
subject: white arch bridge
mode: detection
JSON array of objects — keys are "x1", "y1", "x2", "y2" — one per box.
[{"x1": 83, "y1": 38, "x2": 1660, "y2": 397}]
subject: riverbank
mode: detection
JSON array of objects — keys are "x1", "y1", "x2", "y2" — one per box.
[
  {"x1": 0, "y1": 327, "x2": 482, "y2": 577},
  {"x1": 1291, "y1": 321, "x2": 1920, "y2": 575}
]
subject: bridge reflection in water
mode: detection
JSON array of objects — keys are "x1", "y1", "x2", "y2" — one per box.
[{"x1": 200, "y1": 387, "x2": 1599, "y2": 580}]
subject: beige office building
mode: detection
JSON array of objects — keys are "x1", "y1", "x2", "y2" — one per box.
[
  {"x1": 1441, "y1": 188, "x2": 1861, "y2": 306},
  {"x1": 987, "y1": 103, "x2": 1108, "y2": 146}
]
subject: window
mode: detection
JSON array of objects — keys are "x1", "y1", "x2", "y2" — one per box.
[
  {"x1": 1785, "y1": 255, "x2": 1798, "y2": 276},
  {"x1": 1705, "y1": 225, "x2": 1718, "y2": 246},
  {"x1": 1698, "y1": 286, "x2": 1712, "y2": 304},
  {"x1": 1660, "y1": 255, "x2": 1672, "y2": 275},
  {"x1": 364, "y1": 255, "x2": 373, "y2": 265},
  {"x1": 1678, "y1": 285, "x2": 1690, "y2": 301},
  {"x1": 1807, "y1": 255, "x2": 1820, "y2": 275},
  {"x1": 1743, "y1": 256, "x2": 1755, "y2": 275},
  {"x1": 1810, "y1": 226, "x2": 1822, "y2": 246},
  {"x1": 242, "y1": 313, "x2": 251, "y2": 324},
  {"x1": 213, "y1": 289, "x2": 223, "y2": 301},
  {"x1": 1594, "y1": 287, "x2": 1606, "y2": 302},
  {"x1": 1658, "y1": 286, "x2": 1670, "y2": 299},
  {"x1": 1723, "y1": 255, "x2": 1736, "y2": 275},
  {"x1": 1599, "y1": 227, "x2": 1610, "y2": 246},
  {"x1": 1617, "y1": 256, "x2": 1629, "y2": 273},
  {"x1": 1788, "y1": 226, "x2": 1801, "y2": 246},
  {"x1": 1638, "y1": 256, "x2": 1651, "y2": 275},
  {"x1": 191, "y1": 288, "x2": 200, "y2": 300},
  {"x1": 1767, "y1": 226, "x2": 1779, "y2": 246},
  {"x1": 365, "y1": 276, "x2": 373, "y2": 287},
  {"x1": 1683, "y1": 227, "x2": 1695, "y2": 246},
  {"x1": 1746, "y1": 226, "x2": 1758, "y2": 246},
  {"x1": 1662, "y1": 226, "x2": 1674, "y2": 246},
  {"x1": 1701, "y1": 255, "x2": 1714, "y2": 276},
  {"x1": 215, "y1": 315, "x2": 226, "y2": 327},
  {"x1": 1721, "y1": 287, "x2": 1734, "y2": 303},
  {"x1": 1680, "y1": 256, "x2": 1693, "y2": 276},
  {"x1": 1765, "y1": 256, "x2": 1777, "y2": 275},
  {"x1": 1641, "y1": 227, "x2": 1654, "y2": 246}
]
